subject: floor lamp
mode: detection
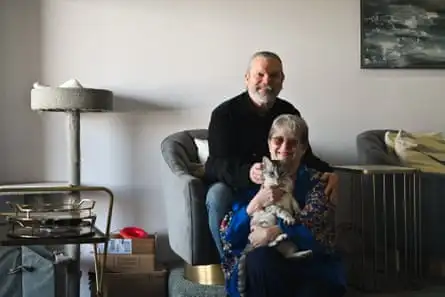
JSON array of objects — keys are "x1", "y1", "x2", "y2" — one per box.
[{"x1": 31, "y1": 79, "x2": 113, "y2": 297}]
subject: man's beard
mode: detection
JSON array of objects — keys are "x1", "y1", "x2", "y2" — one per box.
[{"x1": 250, "y1": 86, "x2": 278, "y2": 108}]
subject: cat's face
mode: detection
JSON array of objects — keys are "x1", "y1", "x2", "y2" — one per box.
[{"x1": 262, "y1": 156, "x2": 291, "y2": 189}]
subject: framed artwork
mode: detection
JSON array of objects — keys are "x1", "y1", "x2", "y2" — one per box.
[{"x1": 361, "y1": 0, "x2": 445, "y2": 69}]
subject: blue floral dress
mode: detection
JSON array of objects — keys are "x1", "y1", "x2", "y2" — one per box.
[{"x1": 219, "y1": 165, "x2": 346, "y2": 297}]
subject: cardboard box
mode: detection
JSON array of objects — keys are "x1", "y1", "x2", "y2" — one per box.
[
  {"x1": 98, "y1": 254, "x2": 155, "y2": 273},
  {"x1": 95, "y1": 231, "x2": 157, "y2": 274},
  {"x1": 97, "y1": 233, "x2": 156, "y2": 255},
  {"x1": 90, "y1": 269, "x2": 168, "y2": 297}
]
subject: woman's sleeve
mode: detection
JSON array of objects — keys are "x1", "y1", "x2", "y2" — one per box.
[
  {"x1": 219, "y1": 187, "x2": 258, "y2": 254},
  {"x1": 278, "y1": 178, "x2": 336, "y2": 254},
  {"x1": 220, "y1": 206, "x2": 251, "y2": 254}
]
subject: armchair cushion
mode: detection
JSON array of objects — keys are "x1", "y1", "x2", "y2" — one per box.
[{"x1": 193, "y1": 138, "x2": 209, "y2": 165}]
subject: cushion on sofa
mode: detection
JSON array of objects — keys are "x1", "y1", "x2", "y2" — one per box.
[{"x1": 384, "y1": 130, "x2": 445, "y2": 173}]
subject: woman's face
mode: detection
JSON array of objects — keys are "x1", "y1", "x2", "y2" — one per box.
[{"x1": 268, "y1": 128, "x2": 306, "y2": 164}]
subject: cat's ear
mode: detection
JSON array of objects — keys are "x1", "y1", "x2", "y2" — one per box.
[{"x1": 262, "y1": 156, "x2": 272, "y2": 168}]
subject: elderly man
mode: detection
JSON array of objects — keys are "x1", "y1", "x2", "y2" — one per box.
[{"x1": 204, "y1": 51, "x2": 339, "y2": 257}]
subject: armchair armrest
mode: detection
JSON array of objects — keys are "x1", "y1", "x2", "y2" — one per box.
[
  {"x1": 161, "y1": 133, "x2": 219, "y2": 264},
  {"x1": 161, "y1": 140, "x2": 193, "y2": 176},
  {"x1": 161, "y1": 166, "x2": 218, "y2": 264}
]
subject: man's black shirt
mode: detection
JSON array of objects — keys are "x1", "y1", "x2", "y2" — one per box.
[{"x1": 204, "y1": 91, "x2": 332, "y2": 189}]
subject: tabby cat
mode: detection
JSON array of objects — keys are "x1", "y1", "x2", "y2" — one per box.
[{"x1": 237, "y1": 156, "x2": 312, "y2": 297}]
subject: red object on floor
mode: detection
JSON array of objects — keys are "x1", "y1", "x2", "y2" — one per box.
[{"x1": 120, "y1": 226, "x2": 149, "y2": 238}]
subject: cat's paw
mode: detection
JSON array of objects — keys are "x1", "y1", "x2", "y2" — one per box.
[
  {"x1": 295, "y1": 250, "x2": 313, "y2": 258},
  {"x1": 288, "y1": 250, "x2": 313, "y2": 259},
  {"x1": 283, "y1": 216, "x2": 296, "y2": 225},
  {"x1": 268, "y1": 240, "x2": 278, "y2": 247},
  {"x1": 268, "y1": 233, "x2": 287, "y2": 247},
  {"x1": 269, "y1": 233, "x2": 288, "y2": 247}
]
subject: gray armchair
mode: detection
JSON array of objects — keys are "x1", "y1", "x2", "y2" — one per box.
[
  {"x1": 160, "y1": 129, "x2": 220, "y2": 266},
  {"x1": 356, "y1": 129, "x2": 445, "y2": 279}
]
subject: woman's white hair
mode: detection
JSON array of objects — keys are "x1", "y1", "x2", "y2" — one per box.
[{"x1": 268, "y1": 114, "x2": 309, "y2": 145}]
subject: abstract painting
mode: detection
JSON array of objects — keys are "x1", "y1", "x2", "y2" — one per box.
[{"x1": 361, "y1": 0, "x2": 445, "y2": 69}]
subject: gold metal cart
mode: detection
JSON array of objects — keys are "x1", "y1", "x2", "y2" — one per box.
[{"x1": 0, "y1": 184, "x2": 114, "y2": 297}]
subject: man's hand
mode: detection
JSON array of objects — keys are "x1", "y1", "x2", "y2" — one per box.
[
  {"x1": 248, "y1": 225, "x2": 281, "y2": 248},
  {"x1": 321, "y1": 172, "x2": 339, "y2": 203},
  {"x1": 249, "y1": 162, "x2": 264, "y2": 184},
  {"x1": 190, "y1": 163, "x2": 205, "y2": 178}
]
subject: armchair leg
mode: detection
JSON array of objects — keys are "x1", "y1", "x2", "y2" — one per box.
[{"x1": 184, "y1": 263, "x2": 225, "y2": 285}]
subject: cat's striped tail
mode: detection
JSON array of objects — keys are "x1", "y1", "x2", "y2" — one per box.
[{"x1": 238, "y1": 244, "x2": 253, "y2": 297}]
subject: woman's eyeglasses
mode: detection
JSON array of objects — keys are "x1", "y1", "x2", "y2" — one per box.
[{"x1": 270, "y1": 136, "x2": 300, "y2": 148}]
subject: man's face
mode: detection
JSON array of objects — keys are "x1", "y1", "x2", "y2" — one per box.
[{"x1": 245, "y1": 56, "x2": 284, "y2": 107}]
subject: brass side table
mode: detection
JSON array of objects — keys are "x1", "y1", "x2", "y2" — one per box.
[{"x1": 334, "y1": 165, "x2": 423, "y2": 293}]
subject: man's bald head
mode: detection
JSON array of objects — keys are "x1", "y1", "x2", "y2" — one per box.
[{"x1": 247, "y1": 51, "x2": 283, "y2": 72}]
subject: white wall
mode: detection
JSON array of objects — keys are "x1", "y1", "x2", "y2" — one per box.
[
  {"x1": 2, "y1": 0, "x2": 445, "y2": 296},
  {"x1": 0, "y1": 0, "x2": 44, "y2": 183}
]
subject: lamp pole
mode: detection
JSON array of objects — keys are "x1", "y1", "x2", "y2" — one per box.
[{"x1": 66, "y1": 109, "x2": 82, "y2": 297}]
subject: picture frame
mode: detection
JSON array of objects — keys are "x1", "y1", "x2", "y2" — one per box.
[{"x1": 361, "y1": 0, "x2": 445, "y2": 69}]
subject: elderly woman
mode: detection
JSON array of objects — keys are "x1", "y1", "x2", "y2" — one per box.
[{"x1": 219, "y1": 114, "x2": 346, "y2": 297}]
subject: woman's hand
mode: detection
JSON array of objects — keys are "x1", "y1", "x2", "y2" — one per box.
[
  {"x1": 246, "y1": 187, "x2": 284, "y2": 215},
  {"x1": 248, "y1": 225, "x2": 282, "y2": 248}
]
